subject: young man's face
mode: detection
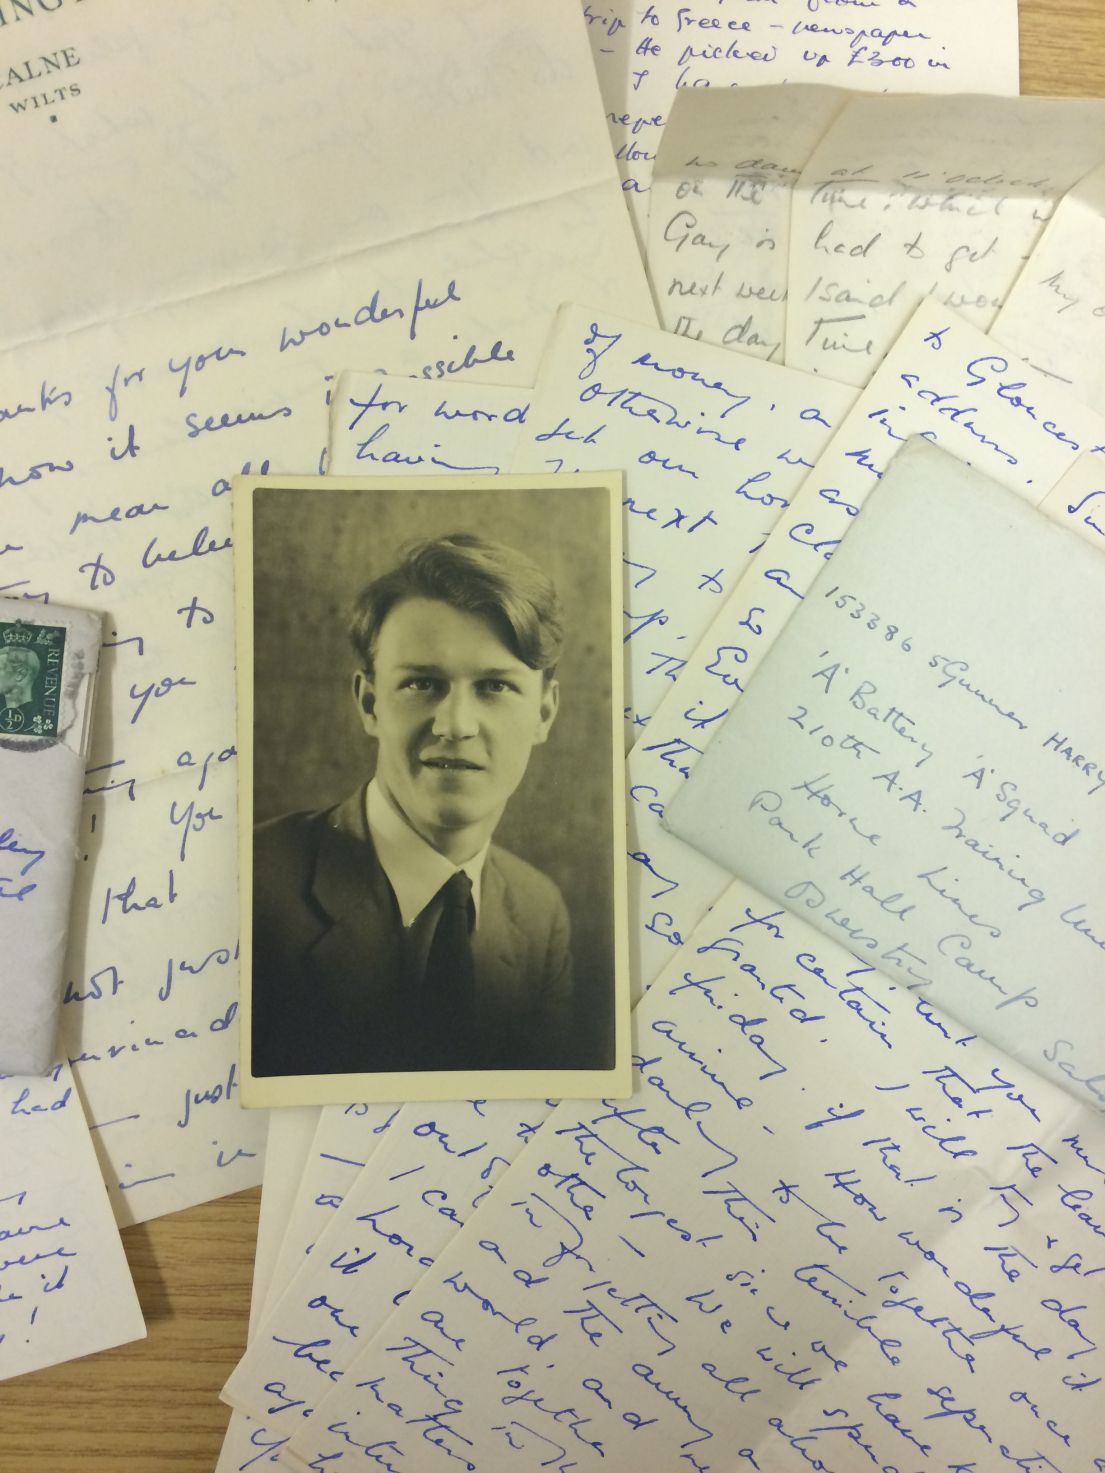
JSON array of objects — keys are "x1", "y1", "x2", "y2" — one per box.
[{"x1": 354, "y1": 596, "x2": 558, "y2": 861}]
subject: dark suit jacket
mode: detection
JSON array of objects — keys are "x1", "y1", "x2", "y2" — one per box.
[{"x1": 250, "y1": 788, "x2": 573, "y2": 1076}]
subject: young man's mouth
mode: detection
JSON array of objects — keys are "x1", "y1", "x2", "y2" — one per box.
[{"x1": 421, "y1": 756, "x2": 484, "y2": 771}]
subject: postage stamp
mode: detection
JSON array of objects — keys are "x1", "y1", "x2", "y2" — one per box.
[{"x1": 0, "y1": 622, "x2": 67, "y2": 737}]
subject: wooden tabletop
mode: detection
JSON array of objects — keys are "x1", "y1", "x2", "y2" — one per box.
[{"x1": 2, "y1": 7, "x2": 1102, "y2": 1470}]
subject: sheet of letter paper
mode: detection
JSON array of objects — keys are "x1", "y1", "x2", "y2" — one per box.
[
  {"x1": 247, "y1": 1107, "x2": 320, "y2": 1341},
  {"x1": 0, "y1": 1, "x2": 652, "y2": 1226},
  {"x1": 786, "y1": 94, "x2": 1105, "y2": 387},
  {"x1": 217, "y1": 1105, "x2": 393, "y2": 1473},
  {"x1": 582, "y1": 0, "x2": 1019, "y2": 241},
  {"x1": 279, "y1": 874, "x2": 1105, "y2": 1472},
  {"x1": 1038, "y1": 452, "x2": 1105, "y2": 555},
  {"x1": 327, "y1": 374, "x2": 531, "y2": 478},
  {"x1": 0, "y1": 598, "x2": 100, "y2": 1076},
  {"x1": 648, "y1": 85, "x2": 847, "y2": 357},
  {"x1": 251, "y1": 1104, "x2": 399, "y2": 1337},
  {"x1": 510, "y1": 305, "x2": 855, "y2": 731},
  {"x1": 624, "y1": 296, "x2": 1105, "y2": 996},
  {"x1": 668, "y1": 438, "x2": 1105, "y2": 1112},
  {"x1": 216, "y1": 1108, "x2": 319, "y2": 1473},
  {"x1": 0, "y1": 0, "x2": 639, "y2": 353},
  {"x1": 0, "y1": 1064, "x2": 145, "y2": 1381},
  {"x1": 992, "y1": 161, "x2": 1105, "y2": 413},
  {"x1": 222, "y1": 1099, "x2": 553, "y2": 1429}
]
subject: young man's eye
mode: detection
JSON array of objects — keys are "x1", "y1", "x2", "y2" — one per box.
[
  {"x1": 400, "y1": 677, "x2": 437, "y2": 693},
  {"x1": 480, "y1": 679, "x2": 516, "y2": 695}
]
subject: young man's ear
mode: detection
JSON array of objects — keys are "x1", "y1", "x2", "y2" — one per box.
[
  {"x1": 352, "y1": 670, "x2": 378, "y2": 736},
  {"x1": 533, "y1": 677, "x2": 559, "y2": 745}
]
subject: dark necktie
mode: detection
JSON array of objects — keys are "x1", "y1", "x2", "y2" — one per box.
[{"x1": 421, "y1": 871, "x2": 475, "y2": 1002}]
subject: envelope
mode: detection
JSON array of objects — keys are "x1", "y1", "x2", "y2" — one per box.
[{"x1": 0, "y1": 597, "x2": 100, "y2": 1075}]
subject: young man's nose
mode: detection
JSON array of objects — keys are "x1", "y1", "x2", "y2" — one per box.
[{"x1": 430, "y1": 684, "x2": 480, "y2": 740}]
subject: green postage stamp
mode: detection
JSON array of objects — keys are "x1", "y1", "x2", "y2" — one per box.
[{"x1": 0, "y1": 621, "x2": 66, "y2": 737}]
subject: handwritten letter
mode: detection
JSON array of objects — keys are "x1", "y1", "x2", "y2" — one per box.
[
  {"x1": 648, "y1": 85, "x2": 845, "y2": 359},
  {"x1": 993, "y1": 161, "x2": 1105, "y2": 412},
  {"x1": 585, "y1": 0, "x2": 1020, "y2": 238},
  {"x1": 787, "y1": 94, "x2": 1105, "y2": 386},
  {"x1": 281, "y1": 873, "x2": 1105, "y2": 1472},
  {"x1": 328, "y1": 374, "x2": 530, "y2": 478},
  {"x1": 217, "y1": 1105, "x2": 390, "y2": 1473},
  {"x1": 257, "y1": 1104, "x2": 399, "y2": 1317},
  {"x1": 223, "y1": 1100, "x2": 552, "y2": 1428},
  {"x1": 0, "y1": 1064, "x2": 144, "y2": 1381},
  {"x1": 511, "y1": 305, "x2": 855, "y2": 729}
]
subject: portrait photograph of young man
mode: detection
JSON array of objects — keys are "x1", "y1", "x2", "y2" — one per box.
[{"x1": 236, "y1": 474, "x2": 629, "y2": 1106}]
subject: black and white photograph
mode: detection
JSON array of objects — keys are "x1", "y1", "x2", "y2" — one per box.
[{"x1": 235, "y1": 473, "x2": 630, "y2": 1107}]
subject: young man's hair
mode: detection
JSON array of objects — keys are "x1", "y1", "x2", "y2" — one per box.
[{"x1": 349, "y1": 532, "x2": 565, "y2": 677}]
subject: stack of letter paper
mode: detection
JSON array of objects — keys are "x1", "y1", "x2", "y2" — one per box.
[{"x1": 8, "y1": 7, "x2": 1105, "y2": 1473}]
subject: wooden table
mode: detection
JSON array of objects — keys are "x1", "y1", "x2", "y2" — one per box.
[{"x1": 1, "y1": 6, "x2": 1101, "y2": 1469}]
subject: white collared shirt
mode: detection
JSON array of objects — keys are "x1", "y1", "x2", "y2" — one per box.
[{"x1": 365, "y1": 779, "x2": 487, "y2": 929}]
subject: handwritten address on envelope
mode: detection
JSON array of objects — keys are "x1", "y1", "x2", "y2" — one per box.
[
  {"x1": 667, "y1": 437, "x2": 1105, "y2": 1115},
  {"x1": 624, "y1": 296, "x2": 1105, "y2": 1001}
]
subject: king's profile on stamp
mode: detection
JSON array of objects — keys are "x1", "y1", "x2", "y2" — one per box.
[
  {"x1": 0, "y1": 643, "x2": 40, "y2": 732},
  {"x1": 250, "y1": 532, "x2": 576, "y2": 1078},
  {"x1": 0, "y1": 621, "x2": 65, "y2": 738}
]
